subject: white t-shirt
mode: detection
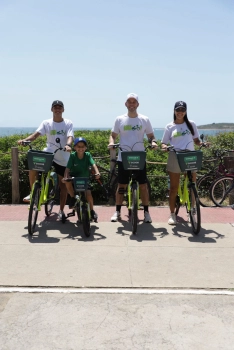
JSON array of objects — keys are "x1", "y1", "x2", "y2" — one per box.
[
  {"x1": 161, "y1": 120, "x2": 199, "y2": 151},
  {"x1": 36, "y1": 118, "x2": 74, "y2": 166},
  {"x1": 112, "y1": 114, "x2": 154, "y2": 161}
]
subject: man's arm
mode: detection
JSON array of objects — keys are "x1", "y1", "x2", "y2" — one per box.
[
  {"x1": 17, "y1": 132, "x2": 41, "y2": 145},
  {"x1": 108, "y1": 132, "x2": 118, "y2": 148},
  {"x1": 146, "y1": 132, "x2": 158, "y2": 149},
  {"x1": 64, "y1": 136, "x2": 73, "y2": 152}
]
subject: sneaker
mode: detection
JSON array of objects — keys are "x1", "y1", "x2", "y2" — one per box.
[
  {"x1": 168, "y1": 213, "x2": 177, "y2": 225},
  {"x1": 23, "y1": 194, "x2": 30, "y2": 203},
  {"x1": 58, "y1": 210, "x2": 65, "y2": 221},
  {"x1": 69, "y1": 197, "x2": 76, "y2": 209},
  {"x1": 144, "y1": 211, "x2": 152, "y2": 223},
  {"x1": 111, "y1": 211, "x2": 121, "y2": 222},
  {"x1": 91, "y1": 210, "x2": 98, "y2": 222}
]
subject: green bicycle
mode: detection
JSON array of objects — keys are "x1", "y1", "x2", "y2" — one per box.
[
  {"x1": 168, "y1": 146, "x2": 204, "y2": 234},
  {"x1": 23, "y1": 139, "x2": 63, "y2": 235},
  {"x1": 64, "y1": 177, "x2": 96, "y2": 237},
  {"x1": 114, "y1": 142, "x2": 153, "y2": 235}
]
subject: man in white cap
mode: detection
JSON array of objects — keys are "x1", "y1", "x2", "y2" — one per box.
[{"x1": 108, "y1": 93, "x2": 157, "y2": 223}]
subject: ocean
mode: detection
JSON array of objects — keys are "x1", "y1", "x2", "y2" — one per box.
[{"x1": 0, "y1": 127, "x2": 233, "y2": 140}]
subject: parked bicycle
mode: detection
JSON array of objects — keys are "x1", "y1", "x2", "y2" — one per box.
[
  {"x1": 64, "y1": 176, "x2": 97, "y2": 237},
  {"x1": 112, "y1": 142, "x2": 153, "y2": 235},
  {"x1": 23, "y1": 138, "x2": 64, "y2": 235},
  {"x1": 209, "y1": 154, "x2": 234, "y2": 207},
  {"x1": 168, "y1": 144, "x2": 205, "y2": 234},
  {"x1": 197, "y1": 146, "x2": 234, "y2": 207}
]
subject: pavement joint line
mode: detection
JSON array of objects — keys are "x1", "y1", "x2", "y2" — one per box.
[{"x1": 0, "y1": 287, "x2": 234, "y2": 295}]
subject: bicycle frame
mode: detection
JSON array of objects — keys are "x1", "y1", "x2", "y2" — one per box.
[
  {"x1": 177, "y1": 173, "x2": 192, "y2": 211},
  {"x1": 30, "y1": 169, "x2": 55, "y2": 211}
]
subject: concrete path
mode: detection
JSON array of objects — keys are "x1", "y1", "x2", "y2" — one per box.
[{"x1": 1, "y1": 205, "x2": 234, "y2": 349}]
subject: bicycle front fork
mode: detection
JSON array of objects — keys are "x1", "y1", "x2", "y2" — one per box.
[{"x1": 127, "y1": 180, "x2": 139, "y2": 209}]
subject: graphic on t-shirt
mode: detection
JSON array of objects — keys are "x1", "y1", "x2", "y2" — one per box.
[
  {"x1": 124, "y1": 124, "x2": 142, "y2": 131},
  {"x1": 173, "y1": 129, "x2": 191, "y2": 138},
  {"x1": 50, "y1": 130, "x2": 66, "y2": 136}
]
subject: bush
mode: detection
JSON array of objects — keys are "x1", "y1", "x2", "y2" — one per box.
[{"x1": 1, "y1": 130, "x2": 234, "y2": 204}]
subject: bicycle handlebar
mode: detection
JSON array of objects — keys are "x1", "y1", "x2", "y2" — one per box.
[{"x1": 21, "y1": 140, "x2": 66, "y2": 154}]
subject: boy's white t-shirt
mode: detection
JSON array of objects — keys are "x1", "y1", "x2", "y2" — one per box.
[
  {"x1": 112, "y1": 114, "x2": 154, "y2": 161},
  {"x1": 161, "y1": 121, "x2": 199, "y2": 151},
  {"x1": 36, "y1": 118, "x2": 74, "y2": 166}
]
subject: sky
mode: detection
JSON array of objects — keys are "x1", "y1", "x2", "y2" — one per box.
[{"x1": 0, "y1": 0, "x2": 233, "y2": 128}]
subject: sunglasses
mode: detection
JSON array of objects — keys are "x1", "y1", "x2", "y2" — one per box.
[{"x1": 175, "y1": 108, "x2": 186, "y2": 113}]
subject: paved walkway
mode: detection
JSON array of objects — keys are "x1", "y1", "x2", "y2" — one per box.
[
  {"x1": 1, "y1": 205, "x2": 234, "y2": 349},
  {"x1": 0, "y1": 204, "x2": 234, "y2": 289}
]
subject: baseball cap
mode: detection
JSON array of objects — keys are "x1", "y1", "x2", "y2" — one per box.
[
  {"x1": 74, "y1": 137, "x2": 87, "y2": 146},
  {"x1": 174, "y1": 101, "x2": 187, "y2": 110},
  {"x1": 51, "y1": 100, "x2": 64, "y2": 108},
  {"x1": 126, "y1": 93, "x2": 139, "y2": 102}
]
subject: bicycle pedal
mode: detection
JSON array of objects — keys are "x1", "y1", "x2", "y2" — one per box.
[{"x1": 67, "y1": 210, "x2": 76, "y2": 218}]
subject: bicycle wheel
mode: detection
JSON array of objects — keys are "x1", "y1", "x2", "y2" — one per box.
[
  {"x1": 45, "y1": 178, "x2": 56, "y2": 216},
  {"x1": 188, "y1": 185, "x2": 201, "y2": 234},
  {"x1": 131, "y1": 187, "x2": 138, "y2": 234},
  {"x1": 210, "y1": 176, "x2": 234, "y2": 207},
  {"x1": 82, "y1": 205, "x2": 90, "y2": 237},
  {"x1": 197, "y1": 174, "x2": 216, "y2": 207},
  {"x1": 175, "y1": 194, "x2": 181, "y2": 215},
  {"x1": 28, "y1": 183, "x2": 40, "y2": 235}
]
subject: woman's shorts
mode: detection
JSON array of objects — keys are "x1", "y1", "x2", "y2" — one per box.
[{"x1": 167, "y1": 152, "x2": 196, "y2": 174}]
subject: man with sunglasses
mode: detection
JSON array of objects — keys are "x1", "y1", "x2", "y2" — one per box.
[{"x1": 18, "y1": 100, "x2": 74, "y2": 220}]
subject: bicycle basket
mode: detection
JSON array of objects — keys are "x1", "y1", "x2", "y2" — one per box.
[
  {"x1": 121, "y1": 151, "x2": 146, "y2": 170},
  {"x1": 73, "y1": 177, "x2": 89, "y2": 192},
  {"x1": 223, "y1": 156, "x2": 234, "y2": 172},
  {"x1": 27, "y1": 150, "x2": 54, "y2": 172},
  {"x1": 176, "y1": 150, "x2": 203, "y2": 171}
]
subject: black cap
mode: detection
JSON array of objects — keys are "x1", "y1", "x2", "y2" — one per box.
[
  {"x1": 52, "y1": 100, "x2": 64, "y2": 108},
  {"x1": 174, "y1": 101, "x2": 187, "y2": 110}
]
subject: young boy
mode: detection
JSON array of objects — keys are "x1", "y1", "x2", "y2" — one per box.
[{"x1": 63, "y1": 137, "x2": 100, "y2": 220}]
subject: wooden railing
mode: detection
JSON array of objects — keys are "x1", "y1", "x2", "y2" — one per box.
[{"x1": 0, "y1": 147, "x2": 167, "y2": 204}]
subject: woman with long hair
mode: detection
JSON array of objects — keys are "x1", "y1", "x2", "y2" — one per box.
[{"x1": 161, "y1": 101, "x2": 206, "y2": 225}]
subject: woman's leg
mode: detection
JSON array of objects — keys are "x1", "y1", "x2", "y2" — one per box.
[{"x1": 168, "y1": 171, "x2": 180, "y2": 213}]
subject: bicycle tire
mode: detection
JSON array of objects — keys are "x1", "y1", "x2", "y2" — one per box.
[
  {"x1": 131, "y1": 187, "x2": 138, "y2": 234},
  {"x1": 175, "y1": 194, "x2": 181, "y2": 215},
  {"x1": 82, "y1": 205, "x2": 90, "y2": 237},
  {"x1": 28, "y1": 183, "x2": 40, "y2": 235},
  {"x1": 197, "y1": 174, "x2": 216, "y2": 207},
  {"x1": 210, "y1": 176, "x2": 234, "y2": 207},
  {"x1": 188, "y1": 185, "x2": 201, "y2": 234}
]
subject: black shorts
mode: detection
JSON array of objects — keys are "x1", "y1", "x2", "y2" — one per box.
[
  {"x1": 52, "y1": 161, "x2": 66, "y2": 177},
  {"x1": 117, "y1": 161, "x2": 147, "y2": 185}
]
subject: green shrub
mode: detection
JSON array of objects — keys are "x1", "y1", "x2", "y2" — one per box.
[{"x1": 1, "y1": 130, "x2": 234, "y2": 204}]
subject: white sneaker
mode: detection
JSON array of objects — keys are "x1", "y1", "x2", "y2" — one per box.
[
  {"x1": 144, "y1": 211, "x2": 152, "y2": 223},
  {"x1": 111, "y1": 211, "x2": 121, "y2": 222},
  {"x1": 23, "y1": 194, "x2": 30, "y2": 203},
  {"x1": 168, "y1": 213, "x2": 177, "y2": 225}
]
